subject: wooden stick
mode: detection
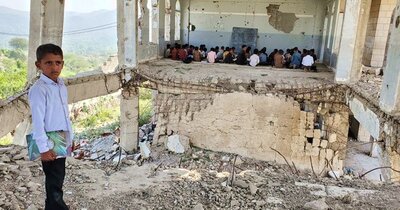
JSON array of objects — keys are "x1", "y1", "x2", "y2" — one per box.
[
  {"x1": 326, "y1": 158, "x2": 338, "y2": 180},
  {"x1": 230, "y1": 155, "x2": 238, "y2": 187},
  {"x1": 270, "y1": 147, "x2": 295, "y2": 175},
  {"x1": 360, "y1": 166, "x2": 400, "y2": 178},
  {"x1": 310, "y1": 156, "x2": 317, "y2": 178}
]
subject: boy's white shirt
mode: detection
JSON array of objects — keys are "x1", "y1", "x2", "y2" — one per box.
[{"x1": 28, "y1": 74, "x2": 73, "y2": 153}]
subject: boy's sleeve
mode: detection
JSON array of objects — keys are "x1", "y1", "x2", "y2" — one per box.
[{"x1": 28, "y1": 86, "x2": 49, "y2": 153}]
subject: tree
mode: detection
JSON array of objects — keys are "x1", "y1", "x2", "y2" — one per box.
[{"x1": 9, "y1": 38, "x2": 28, "y2": 50}]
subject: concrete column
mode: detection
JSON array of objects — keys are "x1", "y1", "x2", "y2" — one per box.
[
  {"x1": 150, "y1": 0, "x2": 159, "y2": 44},
  {"x1": 158, "y1": 0, "x2": 166, "y2": 55},
  {"x1": 27, "y1": 0, "x2": 64, "y2": 81},
  {"x1": 141, "y1": 0, "x2": 150, "y2": 44},
  {"x1": 27, "y1": 0, "x2": 43, "y2": 82},
  {"x1": 117, "y1": 0, "x2": 139, "y2": 151},
  {"x1": 170, "y1": 0, "x2": 176, "y2": 43},
  {"x1": 379, "y1": 1, "x2": 400, "y2": 114},
  {"x1": 41, "y1": 0, "x2": 65, "y2": 45},
  {"x1": 15, "y1": 0, "x2": 65, "y2": 146},
  {"x1": 120, "y1": 87, "x2": 139, "y2": 151},
  {"x1": 370, "y1": 0, "x2": 396, "y2": 67},
  {"x1": 335, "y1": 0, "x2": 371, "y2": 83}
]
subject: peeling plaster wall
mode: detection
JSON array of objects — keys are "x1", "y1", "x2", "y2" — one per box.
[
  {"x1": 154, "y1": 92, "x2": 349, "y2": 173},
  {"x1": 180, "y1": 0, "x2": 327, "y2": 54}
]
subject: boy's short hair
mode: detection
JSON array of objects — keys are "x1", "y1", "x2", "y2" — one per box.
[{"x1": 36, "y1": 43, "x2": 63, "y2": 61}]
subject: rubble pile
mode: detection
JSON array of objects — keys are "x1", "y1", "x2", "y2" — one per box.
[
  {"x1": 353, "y1": 73, "x2": 383, "y2": 103},
  {"x1": 0, "y1": 141, "x2": 399, "y2": 209},
  {"x1": 0, "y1": 146, "x2": 43, "y2": 210},
  {"x1": 72, "y1": 122, "x2": 157, "y2": 162},
  {"x1": 68, "y1": 147, "x2": 400, "y2": 209}
]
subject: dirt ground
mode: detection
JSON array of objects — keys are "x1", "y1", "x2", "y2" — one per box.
[{"x1": 1, "y1": 143, "x2": 400, "y2": 210}]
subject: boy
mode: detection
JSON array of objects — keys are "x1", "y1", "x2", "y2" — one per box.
[
  {"x1": 249, "y1": 49, "x2": 260, "y2": 67},
  {"x1": 290, "y1": 47, "x2": 301, "y2": 69},
  {"x1": 28, "y1": 43, "x2": 73, "y2": 210},
  {"x1": 302, "y1": 50, "x2": 314, "y2": 72}
]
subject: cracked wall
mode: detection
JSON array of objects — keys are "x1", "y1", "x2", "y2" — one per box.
[
  {"x1": 154, "y1": 91, "x2": 349, "y2": 174},
  {"x1": 181, "y1": 0, "x2": 326, "y2": 53},
  {"x1": 266, "y1": 4, "x2": 298, "y2": 33}
]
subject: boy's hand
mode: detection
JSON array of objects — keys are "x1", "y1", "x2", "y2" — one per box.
[{"x1": 41, "y1": 150, "x2": 56, "y2": 161}]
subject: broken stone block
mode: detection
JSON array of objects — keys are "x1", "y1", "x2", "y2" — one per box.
[
  {"x1": 306, "y1": 129, "x2": 314, "y2": 138},
  {"x1": 233, "y1": 180, "x2": 248, "y2": 189},
  {"x1": 139, "y1": 141, "x2": 151, "y2": 159},
  {"x1": 310, "y1": 147, "x2": 320, "y2": 156},
  {"x1": 326, "y1": 149, "x2": 334, "y2": 162},
  {"x1": 166, "y1": 134, "x2": 190, "y2": 154},
  {"x1": 249, "y1": 183, "x2": 258, "y2": 195},
  {"x1": 305, "y1": 143, "x2": 313, "y2": 155},
  {"x1": 320, "y1": 140, "x2": 328, "y2": 148},
  {"x1": 312, "y1": 138, "x2": 320, "y2": 147},
  {"x1": 304, "y1": 198, "x2": 329, "y2": 210},
  {"x1": 306, "y1": 112, "x2": 314, "y2": 129},
  {"x1": 328, "y1": 133, "x2": 337, "y2": 143},
  {"x1": 313, "y1": 129, "x2": 321, "y2": 140},
  {"x1": 193, "y1": 203, "x2": 204, "y2": 210}
]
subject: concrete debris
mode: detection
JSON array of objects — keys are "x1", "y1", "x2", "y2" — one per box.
[
  {"x1": 303, "y1": 198, "x2": 330, "y2": 210},
  {"x1": 0, "y1": 144, "x2": 398, "y2": 209},
  {"x1": 139, "y1": 141, "x2": 151, "y2": 159},
  {"x1": 71, "y1": 122, "x2": 156, "y2": 162},
  {"x1": 192, "y1": 203, "x2": 204, "y2": 210},
  {"x1": 266, "y1": 197, "x2": 284, "y2": 205},
  {"x1": 166, "y1": 134, "x2": 190, "y2": 153},
  {"x1": 328, "y1": 170, "x2": 343, "y2": 179},
  {"x1": 139, "y1": 123, "x2": 156, "y2": 144},
  {"x1": 73, "y1": 135, "x2": 125, "y2": 161},
  {"x1": 249, "y1": 182, "x2": 258, "y2": 195}
]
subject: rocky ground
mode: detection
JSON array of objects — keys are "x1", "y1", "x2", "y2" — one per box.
[{"x1": 1, "y1": 140, "x2": 400, "y2": 210}]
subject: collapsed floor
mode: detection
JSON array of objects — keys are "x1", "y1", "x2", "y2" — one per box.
[{"x1": 1, "y1": 143, "x2": 400, "y2": 210}]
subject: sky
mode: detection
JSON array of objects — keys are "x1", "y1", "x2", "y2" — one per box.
[{"x1": 0, "y1": 0, "x2": 116, "y2": 13}]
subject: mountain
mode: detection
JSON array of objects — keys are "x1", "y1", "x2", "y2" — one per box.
[{"x1": 0, "y1": 6, "x2": 117, "y2": 55}]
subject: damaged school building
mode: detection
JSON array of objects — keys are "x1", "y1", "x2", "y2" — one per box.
[{"x1": 1, "y1": 0, "x2": 400, "y2": 182}]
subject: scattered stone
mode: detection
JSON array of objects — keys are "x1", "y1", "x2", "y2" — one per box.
[
  {"x1": 139, "y1": 141, "x2": 151, "y2": 159},
  {"x1": 26, "y1": 204, "x2": 38, "y2": 210},
  {"x1": 328, "y1": 170, "x2": 343, "y2": 179},
  {"x1": 193, "y1": 203, "x2": 204, "y2": 210},
  {"x1": 266, "y1": 197, "x2": 283, "y2": 205},
  {"x1": 249, "y1": 183, "x2": 258, "y2": 195},
  {"x1": 221, "y1": 156, "x2": 230, "y2": 162},
  {"x1": 166, "y1": 135, "x2": 190, "y2": 154},
  {"x1": 303, "y1": 198, "x2": 329, "y2": 210},
  {"x1": 326, "y1": 186, "x2": 376, "y2": 198},
  {"x1": 233, "y1": 180, "x2": 248, "y2": 189}
]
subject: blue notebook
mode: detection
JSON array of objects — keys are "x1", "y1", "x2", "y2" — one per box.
[{"x1": 26, "y1": 131, "x2": 70, "y2": 161}]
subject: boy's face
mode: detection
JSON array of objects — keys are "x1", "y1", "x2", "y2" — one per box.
[{"x1": 35, "y1": 53, "x2": 64, "y2": 82}]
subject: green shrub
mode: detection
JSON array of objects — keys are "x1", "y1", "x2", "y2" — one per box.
[{"x1": 139, "y1": 99, "x2": 153, "y2": 126}]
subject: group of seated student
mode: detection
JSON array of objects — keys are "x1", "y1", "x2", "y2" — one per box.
[{"x1": 164, "y1": 43, "x2": 318, "y2": 71}]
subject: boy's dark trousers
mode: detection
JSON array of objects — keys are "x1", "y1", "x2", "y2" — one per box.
[{"x1": 42, "y1": 158, "x2": 69, "y2": 210}]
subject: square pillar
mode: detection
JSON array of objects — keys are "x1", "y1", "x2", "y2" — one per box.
[
  {"x1": 158, "y1": 0, "x2": 166, "y2": 56},
  {"x1": 120, "y1": 87, "x2": 139, "y2": 151},
  {"x1": 141, "y1": 0, "x2": 150, "y2": 44},
  {"x1": 370, "y1": 0, "x2": 396, "y2": 67},
  {"x1": 18, "y1": 0, "x2": 65, "y2": 146},
  {"x1": 117, "y1": 0, "x2": 139, "y2": 151},
  {"x1": 335, "y1": 0, "x2": 371, "y2": 83},
  {"x1": 379, "y1": 0, "x2": 400, "y2": 115},
  {"x1": 170, "y1": 0, "x2": 176, "y2": 43},
  {"x1": 27, "y1": 0, "x2": 65, "y2": 82}
]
